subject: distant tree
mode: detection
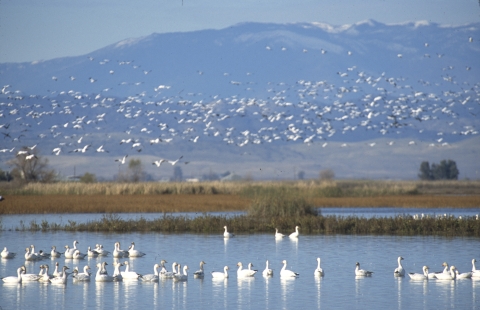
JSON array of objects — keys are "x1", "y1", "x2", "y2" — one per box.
[
  {"x1": 116, "y1": 158, "x2": 146, "y2": 182},
  {"x1": 7, "y1": 147, "x2": 56, "y2": 183},
  {"x1": 80, "y1": 172, "x2": 97, "y2": 183},
  {"x1": 319, "y1": 169, "x2": 335, "y2": 181},
  {"x1": 418, "y1": 161, "x2": 433, "y2": 180},
  {"x1": 0, "y1": 169, "x2": 12, "y2": 182},
  {"x1": 297, "y1": 171, "x2": 305, "y2": 180},
  {"x1": 173, "y1": 166, "x2": 183, "y2": 182},
  {"x1": 418, "y1": 160, "x2": 459, "y2": 180}
]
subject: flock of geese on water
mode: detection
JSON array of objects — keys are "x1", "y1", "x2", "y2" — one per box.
[{"x1": 2, "y1": 226, "x2": 480, "y2": 284}]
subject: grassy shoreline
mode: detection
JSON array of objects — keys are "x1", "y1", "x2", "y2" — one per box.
[{"x1": 0, "y1": 194, "x2": 479, "y2": 215}]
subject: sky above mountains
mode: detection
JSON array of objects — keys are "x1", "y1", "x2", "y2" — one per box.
[{"x1": 1, "y1": 0, "x2": 479, "y2": 63}]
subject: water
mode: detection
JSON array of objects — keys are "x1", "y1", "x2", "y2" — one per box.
[
  {"x1": 1, "y1": 207, "x2": 477, "y2": 230},
  {"x1": 1, "y1": 230, "x2": 479, "y2": 309}
]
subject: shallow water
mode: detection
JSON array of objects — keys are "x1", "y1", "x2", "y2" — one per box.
[
  {"x1": 1, "y1": 231, "x2": 479, "y2": 309},
  {"x1": 0, "y1": 207, "x2": 477, "y2": 230}
]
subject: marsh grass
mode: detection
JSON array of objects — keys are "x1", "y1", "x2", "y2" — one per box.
[
  {"x1": 3, "y1": 180, "x2": 480, "y2": 196},
  {"x1": 245, "y1": 186, "x2": 318, "y2": 217},
  {"x1": 12, "y1": 214, "x2": 480, "y2": 236}
]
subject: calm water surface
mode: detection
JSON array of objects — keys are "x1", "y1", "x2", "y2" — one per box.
[
  {"x1": 1, "y1": 231, "x2": 479, "y2": 309},
  {"x1": 1, "y1": 207, "x2": 477, "y2": 230}
]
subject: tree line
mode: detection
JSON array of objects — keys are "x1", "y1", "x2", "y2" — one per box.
[{"x1": 418, "y1": 160, "x2": 459, "y2": 180}]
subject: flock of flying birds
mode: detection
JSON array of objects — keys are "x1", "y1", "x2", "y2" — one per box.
[
  {"x1": 0, "y1": 34, "x2": 479, "y2": 172},
  {"x1": 3, "y1": 227, "x2": 480, "y2": 283}
]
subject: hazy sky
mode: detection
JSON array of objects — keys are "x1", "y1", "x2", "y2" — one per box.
[{"x1": 0, "y1": 0, "x2": 479, "y2": 63}]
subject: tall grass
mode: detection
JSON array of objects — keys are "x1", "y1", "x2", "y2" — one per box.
[
  {"x1": 245, "y1": 186, "x2": 318, "y2": 217},
  {"x1": 2, "y1": 179, "x2": 479, "y2": 196}
]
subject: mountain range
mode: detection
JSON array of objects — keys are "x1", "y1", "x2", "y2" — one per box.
[{"x1": 0, "y1": 20, "x2": 479, "y2": 180}]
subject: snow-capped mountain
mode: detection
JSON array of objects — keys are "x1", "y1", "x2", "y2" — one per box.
[{"x1": 0, "y1": 20, "x2": 479, "y2": 180}]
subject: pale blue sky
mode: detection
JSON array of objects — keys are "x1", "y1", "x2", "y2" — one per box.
[{"x1": 0, "y1": 0, "x2": 478, "y2": 63}]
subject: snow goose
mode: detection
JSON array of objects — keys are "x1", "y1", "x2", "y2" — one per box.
[
  {"x1": 121, "y1": 261, "x2": 142, "y2": 280},
  {"x1": 394, "y1": 256, "x2": 405, "y2": 277},
  {"x1": 39, "y1": 265, "x2": 54, "y2": 282},
  {"x1": 435, "y1": 266, "x2": 456, "y2": 280},
  {"x1": 113, "y1": 242, "x2": 129, "y2": 258},
  {"x1": 237, "y1": 262, "x2": 257, "y2": 278},
  {"x1": 141, "y1": 264, "x2": 160, "y2": 282},
  {"x1": 289, "y1": 226, "x2": 300, "y2": 238},
  {"x1": 95, "y1": 263, "x2": 117, "y2": 282},
  {"x1": 193, "y1": 261, "x2": 206, "y2": 278},
  {"x1": 471, "y1": 259, "x2": 480, "y2": 278},
  {"x1": 314, "y1": 258, "x2": 324, "y2": 277},
  {"x1": 223, "y1": 226, "x2": 234, "y2": 238},
  {"x1": 160, "y1": 261, "x2": 177, "y2": 279},
  {"x1": 275, "y1": 228, "x2": 285, "y2": 239},
  {"x1": 280, "y1": 260, "x2": 299, "y2": 278},
  {"x1": 128, "y1": 242, "x2": 146, "y2": 257},
  {"x1": 174, "y1": 264, "x2": 188, "y2": 281},
  {"x1": 50, "y1": 246, "x2": 63, "y2": 258},
  {"x1": 49, "y1": 266, "x2": 69, "y2": 284},
  {"x1": 95, "y1": 244, "x2": 110, "y2": 256},
  {"x1": 1, "y1": 247, "x2": 16, "y2": 258},
  {"x1": 52, "y1": 262, "x2": 61, "y2": 277},
  {"x1": 212, "y1": 266, "x2": 229, "y2": 279},
  {"x1": 2, "y1": 266, "x2": 25, "y2": 283},
  {"x1": 73, "y1": 266, "x2": 91, "y2": 281},
  {"x1": 87, "y1": 247, "x2": 99, "y2": 258},
  {"x1": 64, "y1": 240, "x2": 79, "y2": 259},
  {"x1": 408, "y1": 266, "x2": 429, "y2": 280},
  {"x1": 455, "y1": 269, "x2": 472, "y2": 279},
  {"x1": 262, "y1": 260, "x2": 273, "y2": 277},
  {"x1": 21, "y1": 265, "x2": 42, "y2": 281},
  {"x1": 24, "y1": 247, "x2": 40, "y2": 261},
  {"x1": 112, "y1": 262, "x2": 124, "y2": 281},
  {"x1": 355, "y1": 262, "x2": 373, "y2": 277},
  {"x1": 72, "y1": 250, "x2": 87, "y2": 259}
]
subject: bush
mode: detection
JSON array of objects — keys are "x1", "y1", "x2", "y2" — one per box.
[{"x1": 246, "y1": 186, "x2": 318, "y2": 217}]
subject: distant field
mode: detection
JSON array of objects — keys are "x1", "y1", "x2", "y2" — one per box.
[{"x1": 0, "y1": 179, "x2": 479, "y2": 214}]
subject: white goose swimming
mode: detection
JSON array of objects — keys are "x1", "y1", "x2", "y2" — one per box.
[
  {"x1": 275, "y1": 228, "x2": 285, "y2": 239},
  {"x1": 212, "y1": 266, "x2": 229, "y2": 279},
  {"x1": 223, "y1": 226, "x2": 234, "y2": 238},
  {"x1": 174, "y1": 264, "x2": 189, "y2": 281},
  {"x1": 49, "y1": 266, "x2": 70, "y2": 284},
  {"x1": 94, "y1": 244, "x2": 110, "y2": 256},
  {"x1": 194, "y1": 261, "x2": 206, "y2": 278},
  {"x1": 263, "y1": 260, "x2": 273, "y2": 277},
  {"x1": 1, "y1": 247, "x2": 16, "y2": 259},
  {"x1": 72, "y1": 249, "x2": 87, "y2": 259},
  {"x1": 2, "y1": 266, "x2": 25, "y2": 283},
  {"x1": 24, "y1": 247, "x2": 40, "y2": 261},
  {"x1": 455, "y1": 269, "x2": 472, "y2": 279},
  {"x1": 160, "y1": 261, "x2": 177, "y2": 279},
  {"x1": 314, "y1": 257, "x2": 324, "y2": 277},
  {"x1": 141, "y1": 264, "x2": 160, "y2": 282},
  {"x1": 50, "y1": 246, "x2": 63, "y2": 258},
  {"x1": 435, "y1": 266, "x2": 456, "y2": 280},
  {"x1": 39, "y1": 265, "x2": 54, "y2": 282},
  {"x1": 73, "y1": 266, "x2": 91, "y2": 281},
  {"x1": 280, "y1": 260, "x2": 299, "y2": 278},
  {"x1": 95, "y1": 262, "x2": 117, "y2": 282},
  {"x1": 289, "y1": 226, "x2": 300, "y2": 238},
  {"x1": 471, "y1": 259, "x2": 480, "y2": 278},
  {"x1": 237, "y1": 262, "x2": 257, "y2": 278},
  {"x1": 428, "y1": 262, "x2": 448, "y2": 279},
  {"x1": 408, "y1": 266, "x2": 429, "y2": 280},
  {"x1": 355, "y1": 262, "x2": 373, "y2": 277},
  {"x1": 64, "y1": 240, "x2": 79, "y2": 259},
  {"x1": 87, "y1": 247, "x2": 99, "y2": 257},
  {"x1": 394, "y1": 256, "x2": 405, "y2": 277},
  {"x1": 128, "y1": 242, "x2": 146, "y2": 257},
  {"x1": 112, "y1": 262, "x2": 124, "y2": 281},
  {"x1": 113, "y1": 242, "x2": 129, "y2": 258},
  {"x1": 21, "y1": 265, "x2": 42, "y2": 281},
  {"x1": 121, "y1": 261, "x2": 142, "y2": 280},
  {"x1": 52, "y1": 262, "x2": 61, "y2": 277}
]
